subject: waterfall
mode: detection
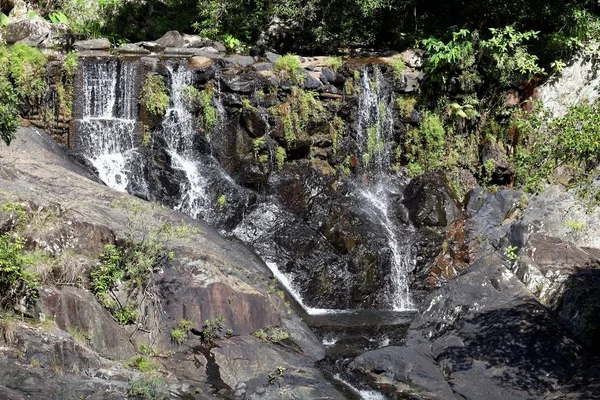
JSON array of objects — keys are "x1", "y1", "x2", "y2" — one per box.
[
  {"x1": 356, "y1": 66, "x2": 415, "y2": 311},
  {"x1": 357, "y1": 66, "x2": 395, "y2": 172},
  {"x1": 75, "y1": 59, "x2": 148, "y2": 195},
  {"x1": 359, "y1": 181, "x2": 414, "y2": 311},
  {"x1": 159, "y1": 64, "x2": 214, "y2": 222}
]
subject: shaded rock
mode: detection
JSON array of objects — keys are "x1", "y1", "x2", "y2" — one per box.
[
  {"x1": 242, "y1": 108, "x2": 268, "y2": 138},
  {"x1": 253, "y1": 62, "x2": 273, "y2": 71},
  {"x1": 220, "y1": 71, "x2": 268, "y2": 94},
  {"x1": 163, "y1": 47, "x2": 223, "y2": 58},
  {"x1": 304, "y1": 71, "x2": 323, "y2": 90},
  {"x1": 136, "y1": 41, "x2": 164, "y2": 52},
  {"x1": 73, "y1": 38, "x2": 111, "y2": 51},
  {"x1": 265, "y1": 51, "x2": 281, "y2": 63},
  {"x1": 36, "y1": 286, "x2": 135, "y2": 360},
  {"x1": 481, "y1": 140, "x2": 514, "y2": 185},
  {"x1": 156, "y1": 30, "x2": 184, "y2": 48},
  {"x1": 404, "y1": 171, "x2": 462, "y2": 228}
]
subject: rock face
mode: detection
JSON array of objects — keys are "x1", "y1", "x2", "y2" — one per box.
[
  {"x1": 537, "y1": 55, "x2": 600, "y2": 118},
  {"x1": 0, "y1": 127, "x2": 340, "y2": 399}
]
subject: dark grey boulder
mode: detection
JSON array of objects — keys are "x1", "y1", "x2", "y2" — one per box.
[
  {"x1": 403, "y1": 171, "x2": 463, "y2": 228},
  {"x1": 156, "y1": 30, "x2": 184, "y2": 48}
]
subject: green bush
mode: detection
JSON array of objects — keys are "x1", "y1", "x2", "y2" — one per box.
[
  {"x1": 0, "y1": 77, "x2": 20, "y2": 146},
  {"x1": 127, "y1": 377, "x2": 163, "y2": 400},
  {"x1": 202, "y1": 316, "x2": 225, "y2": 343},
  {"x1": 0, "y1": 234, "x2": 39, "y2": 310},
  {"x1": 141, "y1": 73, "x2": 170, "y2": 117},
  {"x1": 61, "y1": 52, "x2": 79, "y2": 79},
  {"x1": 7, "y1": 44, "x2": 47, "y2": 104},
  {"x1": 274, "y1": 54, "x2": 303, "y2": 85}
]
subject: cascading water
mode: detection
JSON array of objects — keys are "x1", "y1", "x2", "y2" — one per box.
[
  {"x1": 159, "y1": 64, "x2": 215, "y2": 222},
  {"x1": 356, "y1": 66, "x2": 415, "y2": 311},
  {"x1": 75, "y1": 59, "x2": 148, "y2": 195}
]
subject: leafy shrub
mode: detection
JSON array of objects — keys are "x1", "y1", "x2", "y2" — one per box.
[
  {"x1": 141, "y1": 73, "x2": 169, "y2": 117},
  {"x1": 0, "y1": 234, "x2": 39, "y2": 311},
  {"x1": 274, "y1": 54, "x2": 303, "y2": 85},
  {"x1": 387, "y1": 56, "x2": 405, "y2": 81},
  {"x1": 275, "y1": 147, "x2": 286, "y2": 171},
  {"x1": 202, "y1": 316, "x2": 225, "y2": 343},
  {"x1": 171, "y1": 318, "x2": 194, "y2": 345},
  {"x1": 397, "y1": 96, "x2": 417, "y2": 119},
  {"x1": 253, "y1": 326, "x2": 289, "y2": 342},
  {"x1": 127, "y1": 355, "x2": 156, "y2": 373},
  {"x1": 7, "y1": 44, "x2": 47, "y2": 104},
  {"x1": 127, "y1": 377, "x2": 163, "y2": 400},
  {"x1": 61, "y1": 52, "x2": 79, "y2": 79},
  {"x1": 0, "y1": 77, "x2": 19, "y2": 146}
]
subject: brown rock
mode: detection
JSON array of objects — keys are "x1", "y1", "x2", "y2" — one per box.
[{"x1": 188, "y1": 56, "x2": 213, "y2": 70}]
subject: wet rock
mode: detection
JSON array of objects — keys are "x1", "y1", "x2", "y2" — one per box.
[
  {"x1": 404, "y1": 171, "x2": 463, "y2": 228},
  {"x1": 163, "y1": 47, "x2": 224, "y2": 58},
  {"x1": 402, "y1": 49, "x2": 425, "y2": 68},
  {"x1": 242, "y1": 108, "x2": 268, "y2": 138}
]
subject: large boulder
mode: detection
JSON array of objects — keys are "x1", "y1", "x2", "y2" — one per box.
[
  {"x1": 4, "y1": 17, "x2": 62, "y2": 44},
  {"x1": 404, "y1": 171, "x2": 463, "y2": 228}
]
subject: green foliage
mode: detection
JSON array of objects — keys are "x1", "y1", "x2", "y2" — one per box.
[
  {"x1": 141, "y1": 74, "x2": 169, "y2": 117},
  {"x1": 198, "y1": 83, "x2": 218, "y2": 131},
  {"x1": 216, "y1": 194, "x2": 226, "y2": 210},
  {"x1": 49, "y1": 12, "x2": 69, "y2": 25},
  {"x1": 387, "y1": 56, "x2": 406, "y2": 81},
  {"x1": 324, "y1": 57, "x2": 343, "y2": 71},
  {"x1": 127, "y1": 355, "x2": 156, "y2": 373},
  {"x1": 504, "y1": 245, "x2": 520, "y2": 261},
  {"x1": 7, "y1": 44, "x2": 47, "y2": 105},
  {"x1": 127, "y1": 377, "x2": 163, "y2": 400},
  {"x1": 2, "y1": 202, "x2": 29, "y2": 230},
  {"x1": 404, "y1": 112, "x2": 447, "y2": 175},
  {"x1": 330, "y1": 115, "x2": 344, "y2": 155},
  {"x1": 171, "y1": 328, "x2": 186, "y2": 345},
  {"x1": 252, "y1": 326, "x2": 289, "y2": 342},
  {"x1": 514, "y1": 101, "x2": 600, "y2": 199},
  {"x1": 275, "y1": 147, "x2": 286, "y2": 171},
  {"x1": 396, "y1": 96, "x2": 417, "y2": 119},
  {"x1": 0, "y1": 234, "x2": 39, "y2": 311},
  {"x1": 202, "y1": 316, "x2": 225, "y2": 343},
  {"x1": 0, "y1": 76, "x2": 19, "y2": 146},
  {"x1": 222, "y1": 34, "x2": 245, "y2": 53},
  {"x1": 363, "y1": 125, "x2": 384, "y2": 165},
  {"x1": 61, "y1": 52, "x2": 79, "y2": 79},
  {"x1": 278, "y1": 87, "x2": 322, "y2": 148},
  {"x1": 274, "y1": 54, "x2": 303, "y2": 85},
  {"x1": 114, "y1": 305, "x2": 137, "y2": 325}
]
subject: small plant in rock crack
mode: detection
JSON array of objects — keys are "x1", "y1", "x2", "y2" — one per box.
[
  {"x1": 504, "y1": 245, "x2": 520, "y2": 261},
  {"x1": 171, "y1": 318, "x2": 194, "y2": 345},
  {"x1": 201, "y1": 316, "x2": 225, "y2": 343}
]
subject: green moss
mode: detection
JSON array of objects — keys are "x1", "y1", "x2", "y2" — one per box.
[
  {"x1": 330, "y1": 115, "x2": 344, "y2": 155},
  {"x1": 363, "y1": 125, "x2": 384, "y2": 166},
  {"x1": 141, "y1": 73, "x2": 169, "y2": 117},
  {"x1": 127, "y1": 355, "x2": 156, "y2": 373}
]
